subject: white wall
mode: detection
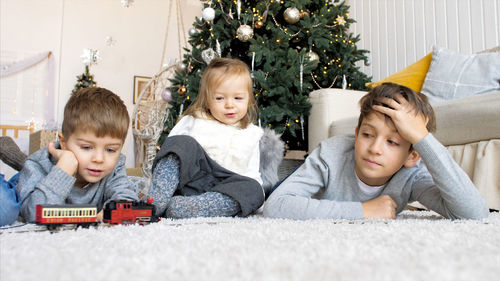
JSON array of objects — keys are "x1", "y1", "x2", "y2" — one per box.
[
  {"x1": 348, "y1": 0, "x2": 500, "y2": 81},
  {"x1": 1, "y1": 0, "x2": 201, "y2": 176}
]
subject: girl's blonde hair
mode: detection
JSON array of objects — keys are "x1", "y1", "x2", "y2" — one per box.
[{"x1": 182, "y1": 57, "x2": 258, "y2": 129}]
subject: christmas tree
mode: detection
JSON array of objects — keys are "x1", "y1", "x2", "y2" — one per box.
[
  {"x1": 72, "y1": 49, "x2": 100, "y2": 94},
  {"x1": 72, "y1": 65, "x2": 97, "y2": 94},
  {"x1": 161, "y1": 0, "x2": 370, "y2": 150}
]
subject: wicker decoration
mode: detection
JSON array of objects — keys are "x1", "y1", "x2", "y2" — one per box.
[{"x1": 131, "y1": 64, "x2": 178, "y2": 194}]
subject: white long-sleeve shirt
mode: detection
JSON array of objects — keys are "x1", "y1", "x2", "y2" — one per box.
[{"x1": 169, "y1": 115, "x2": 264, "y2": 185}]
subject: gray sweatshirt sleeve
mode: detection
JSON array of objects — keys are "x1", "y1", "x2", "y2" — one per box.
[
  {"x1": 409, "y1": 134, "x2": 489, "y2": 219},
  {"x1": 263, "y1": 140, "x2": 364, "y2": 220},
  {"x1": 19, "y1": 158, "x2": 76, "y2": 222}
]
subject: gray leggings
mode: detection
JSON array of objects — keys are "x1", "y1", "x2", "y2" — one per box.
[{"x1": 148, "y1": 154, "x2": 240, "y2": 218}]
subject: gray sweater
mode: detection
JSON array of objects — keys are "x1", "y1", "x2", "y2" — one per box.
[
  {"x1": 264, "y1": 134, "x2": 489, "y2": 220},
  {"x1": 18, "y1": 145, "x2": 139, "y2": 222}
]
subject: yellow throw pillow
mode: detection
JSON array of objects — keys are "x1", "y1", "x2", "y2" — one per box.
[{"x1": 366, "y1": 52, "x2": 433, "y2": 92}]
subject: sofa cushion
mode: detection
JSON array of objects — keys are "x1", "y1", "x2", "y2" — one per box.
[
  {"x1": 421, "y1": 45, "x2": 500, "y2": 103},
  {"x1": 329, "y1": 91, "x2": 500, "y2": 146},
  {"x1": 366, "y1": 52, "x2": 432, "y2": 92},
  {"x1": 432, "y1": 91, "x2": 500, "y2": 145}
]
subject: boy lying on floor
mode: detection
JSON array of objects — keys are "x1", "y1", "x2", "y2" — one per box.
[
  {"x1": 264, "y1": 83, "x2": 489, "y2": 220},
  {"x1": 18, "y1": 88, "x2": 138, "y2": 223}
]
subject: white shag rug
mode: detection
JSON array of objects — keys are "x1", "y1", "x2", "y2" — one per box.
[{"x1": 1, "y1": 210, "x2": 499, "y2": 281}]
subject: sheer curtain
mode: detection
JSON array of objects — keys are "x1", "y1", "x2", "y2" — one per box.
[{"x1": 0, "y1": 50, "x2": 55, "y2": 178}]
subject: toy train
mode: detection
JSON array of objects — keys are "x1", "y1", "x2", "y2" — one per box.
[
  {"x1": 35, "y1": 204, "x2": 98, "y2": 228},
  {"x1": 35, "y1": 198, "x2": 159, "y2": 228},
  {"x1": 103, "y1": 199, "x2": 160, "y2": 224}
]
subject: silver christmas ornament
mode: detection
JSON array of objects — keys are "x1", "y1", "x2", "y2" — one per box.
[
  {"x1": 202, "y1": 7, "x2": 215, "y2": 21},
  {"x1": 201, "y1": 48, "x2": 216, "y2": 64},
  {"x1": 283, "y1": 7, "x2": 300, "y2": 24},
  {"x1": 188, "y1": 27, "x2": 198, "y2": 36},
  {"x1": 342, "y1": 75, "x2": 347, "y2": 89},
  {"x1": 216, "y1": 39, "x2": 222, "y2": 56},
  {"x1": 161, "y1": 89, "x2": 173, "y2": 102},
  {"x1": 236, "y1": 24, "x2": 254, "y2": 42},
  {"x1": 365, "y1": 58, "x2": 371, "y2": 66}
]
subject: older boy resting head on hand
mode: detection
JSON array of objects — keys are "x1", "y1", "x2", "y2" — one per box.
[{"x1": 264, "y1": 82, "x2": 488, "y2": 220}]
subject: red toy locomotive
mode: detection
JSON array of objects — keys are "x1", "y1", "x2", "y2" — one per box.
[{"x1": 102, "y1": 198, "x2": 160, "y2": 224}]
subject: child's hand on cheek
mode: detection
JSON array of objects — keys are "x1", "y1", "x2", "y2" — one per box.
[
  {"x1": 372, "y1": 94, "x2": 429, "y2": 144},
  {"x1": 48, "y1": 142, "x2": 78, "y2": 177}
]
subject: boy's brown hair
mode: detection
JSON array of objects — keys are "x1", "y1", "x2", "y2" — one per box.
[
  {"x1": 62, "y1": 87, "x2": 130, "y2": 141},
  {"x1": 357, "y1": 82, "x2": 436, "y2": 133},
  {"x1": 182, "y1": 57, "x2": 258, "y2": 129}
]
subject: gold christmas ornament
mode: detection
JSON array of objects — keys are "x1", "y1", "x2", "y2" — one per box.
[
  {"x1": 236, "y1": 24, "x2": 254, "y2": 42},
  {"x1": 176, "y1": 63, "x2": 187, "y2": 73},
  {"x1": 283, "y1": 7, "x2": 300, "y2": 24},
  {"x1": 255, "y1": 20, "x2": 264, "y2": 29},
  {"x1": 178, "y1": 85, "x2": 187, "y2": 95},
  {"x1": 306, "y1": 50, "x2": 320, "y2": 64},
  {"x1": 299, "y1": 10, "x2": 309, "y2": 19}
]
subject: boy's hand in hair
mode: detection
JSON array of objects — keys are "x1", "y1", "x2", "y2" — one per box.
[
  {"x1": 361, "y1": 195, "x2": 397, "y2": 219},
  {"x1": 372, "y1": 94, "x2": 429, "y2": 144},
  {"x1": 48, "y1": 142, "x2": 78, "y2": 177}
]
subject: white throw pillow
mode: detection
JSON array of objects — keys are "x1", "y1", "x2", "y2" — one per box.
[{"x1": 421, "y1": 45, "x2": 500, "y2": 103}]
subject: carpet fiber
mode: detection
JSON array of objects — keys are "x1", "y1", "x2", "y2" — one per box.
[{"x1": 1, "y1": 210, "x2": 499, "y2": 281}]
